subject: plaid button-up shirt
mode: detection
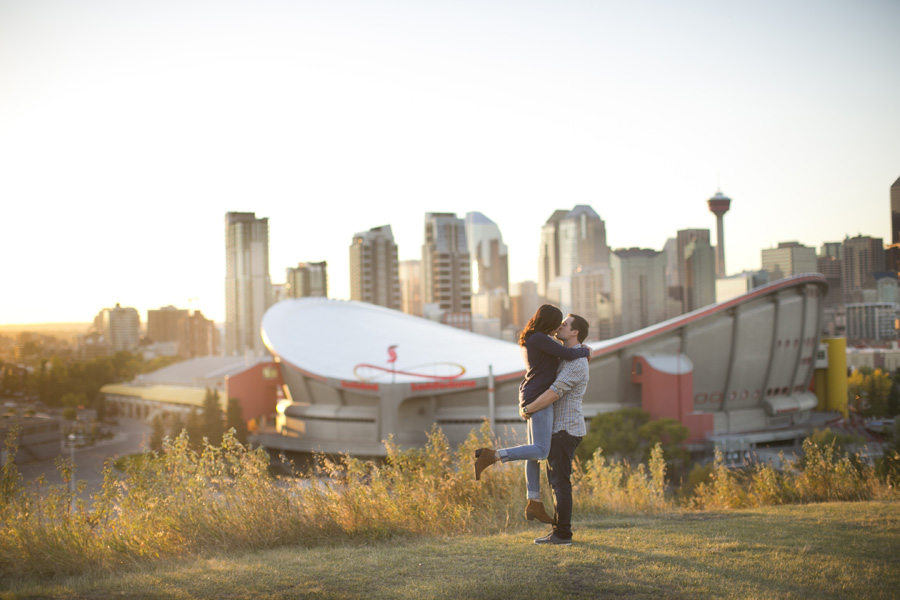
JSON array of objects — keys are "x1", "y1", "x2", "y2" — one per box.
[{"x1": 548, "y1": 343, "x2": 589, "y2": 436}]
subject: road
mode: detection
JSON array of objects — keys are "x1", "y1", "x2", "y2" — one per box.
[{"x1": 15, "y1": 417, "x2": 151, "y2": 501}]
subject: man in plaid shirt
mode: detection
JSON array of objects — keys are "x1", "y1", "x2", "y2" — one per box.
[{"x1": 519, "y1": 313, "x2": 590, "y2": 545}]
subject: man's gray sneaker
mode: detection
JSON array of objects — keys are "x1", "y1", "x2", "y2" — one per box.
[{"x1": 534, "y1": 532, "x2": 572, "y2": 545}]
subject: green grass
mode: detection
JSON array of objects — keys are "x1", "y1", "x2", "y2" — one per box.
[{"x1": 1, "y1": 501, "x2": 897, "y2": 599}]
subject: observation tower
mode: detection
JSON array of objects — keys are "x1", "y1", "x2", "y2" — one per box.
[{"x1": 707, "y1": 191, "x2": 732, "y2": 278}]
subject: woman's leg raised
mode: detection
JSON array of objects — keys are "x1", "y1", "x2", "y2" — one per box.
[{"x1": 497, "y1": 403, "x2": 553, "y2": 466}]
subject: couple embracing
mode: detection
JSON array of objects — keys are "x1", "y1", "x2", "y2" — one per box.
[{"x1": 474, "y1": 304, "x2": 591, "y2": 545}]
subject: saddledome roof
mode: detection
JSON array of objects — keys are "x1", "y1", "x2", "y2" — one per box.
[{"x1": 261, "y1": 298, "x2": 528, "y2": 383}]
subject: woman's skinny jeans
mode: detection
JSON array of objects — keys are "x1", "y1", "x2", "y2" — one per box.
[{"x1": 497, "y1": 404, "x2": 552, "y2": 499}]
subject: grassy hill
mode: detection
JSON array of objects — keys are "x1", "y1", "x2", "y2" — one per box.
[{"x1": 2, "y1": 501, "x2": 897, "y2": 600}]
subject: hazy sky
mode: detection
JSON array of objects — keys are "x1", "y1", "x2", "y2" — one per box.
[{"x1": 2, "y1": 0, "x2": 899, "y2": 325}]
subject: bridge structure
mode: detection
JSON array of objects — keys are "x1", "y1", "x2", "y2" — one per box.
[{"x1": 256, "y1": 274, "x2": 836, "y2": 457}]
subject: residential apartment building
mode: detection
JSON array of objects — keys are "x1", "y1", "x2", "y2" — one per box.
[
  {"x1": 846, "y1": 302, "x2": 899, "y2": 342},
  {"x1": 610, "y1": 248, "x2": 668, "y2": 336},
  {"x1": 93, "y1": 303, "x2": 141, "y2": 352},
  {"x1": 676, "y1": 229, "x2": 716, "y2": 313},
  {"x1": 761, "y1": 241, "x2": 816, "y2": 281},
  {"x1": 147, "y1": 306, "x2": 188, "y2": 344},
  {"x1": 399, "y1": 260, "x2": 423, "y2": 317},
  {"x1": 465, "y1": 211, "x2": 509, "y2": 295},
  {"x1": 538, "y1": 205, "x2": 611, "y2": 330},
  {"x1": 178, "y1": 310, "x2": 219, "y2": 359},
  {"x1": 422, "y1": 213, "x2": 471, "y2": 325},
  {"x1": 349, "y1": 225, "x2": 400, "y2": 310},
  {"x1": 842, "y1": 235, "x2": 885, "y2": 303},
  {"x1": 286, "y1": 261, "x2": 328, "y2": 298}
]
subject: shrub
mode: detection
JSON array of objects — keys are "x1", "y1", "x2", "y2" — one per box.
[
  {"x1": 574, "y1": 443, "x2": 670, "y2": 514},
  {"x1": 689, "y1": 449, "x2": 748, "y2": 510}
]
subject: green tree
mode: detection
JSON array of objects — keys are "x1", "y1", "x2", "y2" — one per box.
[
  {"x1": 888, "y1": 369, "x2": 900, "y2": 417},
  {"x1": 95, "y1": 394, "x2": 107, "y2": 422},
  {"x1": 149, "y1": 415, "x2": 165, "y2": 453},
  {"x1": 169, "y1": 412, "x2": 185, "y2": 440},
  {"x1": 636, "y1": 417, "x2": 690, "y2": 477},
  {"x1": 225, "y1": 398, "x2": 249, "y2": 445},
  {"x1": 577, "y1": 408, "x2": 691, "y2": 479},
  {"x1": 185, "y1": 409, "x2": 204, "y2": 451},
  {"x1": 202, "y1": 388, "x2": 224, "y2": 447},
  {"x1": 576, "y1": 407, "x2": 649, "y2": 464},
  {"x1": 848, "y1": 368, "x2": 892, "y2": 416},
  {"x1": 60, "y1": 392, "x2": 87, "y2": 409}
]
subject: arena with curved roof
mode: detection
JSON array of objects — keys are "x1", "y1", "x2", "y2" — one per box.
[{"x1": 256, "y1": 274, "x2": 841, "y2": 457}]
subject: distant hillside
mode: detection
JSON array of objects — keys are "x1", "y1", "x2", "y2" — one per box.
[{"x1": 0, "y1": 323, "x2": 91, "y2": 337}]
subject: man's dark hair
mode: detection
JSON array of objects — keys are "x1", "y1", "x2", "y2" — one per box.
[{"x1": 568, "y1": 314, "x2": 590, "y2": 344}]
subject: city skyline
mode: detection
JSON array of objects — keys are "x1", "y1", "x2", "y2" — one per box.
[{"x1": 2, "y1": 0, "x2": 899, "y2": 325}]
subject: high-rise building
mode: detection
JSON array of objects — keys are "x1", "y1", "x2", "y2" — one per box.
[
  {"x1": 610, "y1": 248, "x2": 668, "y2": 336},
  {"x1": 846, "y1": 302, "x2": 899, "y2": 342},
  {"x1": 399, "y1": 260, "x2": 423, "y2": 317},
  {"x1": 538, "y1": 209, "x2": 569, "y2": 298},
  {"x1": 816, "y1": 242, "x2": 843, "y2": 308},
  {"x1": 571, "y1": 268, "x2": 613, "y2": 340},
  {"x1": 891, "y1": 175, "x2": 900, "y2": 244},
  {"x1": 538, "y1": 205, "x2": 611, "y2": 330},
  {"x1": 225, "y1": 212, "x2": 271, "y2": 356},
  {"x1": 877, "y1": 275, "x2": 900, "y2": 305},
  {"x1": 147, "y1": 305, "x2": 188, "y2": 343},
  {"x1": 663, "y1": 238, "x2": 680, "y2": 288},
  {"x1": 464, "y1": 212, "x2": 509, "y2": 294},
  {"x1": 684, "y1": 237, "x2": 716, "y2": 311},
  {"x1": 662, "y1": 237, "x2": 683, "y2": 317},
  {"x1": 821, "y1": 242, "x2": 842, "y2": 259},
  {"x1": 286, "y1": 261, "x2": 328, "y2": 298},
  {"x1": 94, "y1": 303, "x2": 141, "y2": 352},
  {"x1": 707, "y1": 191, "x2": 731, "y2": 278},
  {"x1": 471, "y1": 289, "x2": 511, "y2": 335},
  {"x1": 557, "y1": 205, "x2": 610, "y2": 277},
  {"x1": 350, "y1": 225, "x2": 400, "y2": 310},
  {"x1": 509, "y1": 281, "x2": 539, "y2": 330},
  {"x1": 422, "y1": 213, "x2": 471, "y2": 324},
  {"x1": 178, "y1": 310, "x2": 219, "y2": 359},
  {"x1": 841, "y1": 235, "x2": 885, "y2": 303},
  {"x1": 885, "y1": 244, "x2": 900, "y2": 273},
  {"x1": 761, "y1": 241, "x2": 816, "y2": 281},
  {"x1": 675, "y1": 229, "x2": 714, "y2": 312}
]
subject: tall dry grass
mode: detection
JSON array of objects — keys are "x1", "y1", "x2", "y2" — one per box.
[
  {"x1": 1, "y1": 422, "x2": 897, "y2": 579},
  {"x1": 0, "y1": 421, "x2": 527, "y2": 578},
  {"x1": 689, "y1": 438, "x2": 894, "y2": 510}
]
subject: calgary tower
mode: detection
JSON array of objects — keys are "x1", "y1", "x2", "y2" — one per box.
[{"x1": 707, "y1": 191, "x2": 731, "y2": 278}]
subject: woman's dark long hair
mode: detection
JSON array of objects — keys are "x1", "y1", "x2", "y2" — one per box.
[{"x1": 518, "y1": 304, "x2": 563, "y2": 346}]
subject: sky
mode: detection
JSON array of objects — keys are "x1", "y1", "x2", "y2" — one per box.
[{"x1": 1, "y1": 0, "x2": 899, "y2": 325}]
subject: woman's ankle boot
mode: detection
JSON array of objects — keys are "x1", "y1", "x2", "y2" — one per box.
[{"x1": 525, "y1": 499, "x2": 556, "y2": 524}]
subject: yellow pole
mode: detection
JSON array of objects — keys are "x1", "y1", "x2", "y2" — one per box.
[
  {"x1": 823, "y1": 337, "x2": 848, "y2": 418},
  {"x1": 814, "y1": 368, "x2": 827, "y2": 411}
]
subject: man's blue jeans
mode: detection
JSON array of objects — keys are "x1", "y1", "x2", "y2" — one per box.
[{"x1": 497, "y1": 404, "x2": 552, "y2": 499}]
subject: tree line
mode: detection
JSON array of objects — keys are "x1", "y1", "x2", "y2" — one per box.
[
  {"x1": 0, "y1": 351, "x2": 180, "y2": 409},
  {"x1": 148, "y1": 388, "x2": 249, "y2": 453}
]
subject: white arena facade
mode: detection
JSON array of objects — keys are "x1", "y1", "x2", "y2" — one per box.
[{"x1": 256, "y1": 274, "x2": 834, "y2": 457}]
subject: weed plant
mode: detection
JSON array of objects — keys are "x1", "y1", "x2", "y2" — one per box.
[{"x1": 0, "y1": 422, "x2": 897, "y2": 580}]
